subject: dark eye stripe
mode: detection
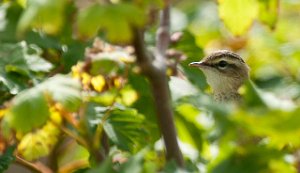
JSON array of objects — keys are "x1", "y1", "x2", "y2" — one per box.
[{"x1": 214, "y1": 63, "x2": 238, "y2": 71}]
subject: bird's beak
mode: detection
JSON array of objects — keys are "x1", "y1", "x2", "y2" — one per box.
[{"x1": 189, "y1": 61, "x2": 208, "y2": 68}]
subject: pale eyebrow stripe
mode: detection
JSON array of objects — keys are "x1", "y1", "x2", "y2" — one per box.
[{"x1": 205, "y1": 51, "x2": 245, "y2": 63}]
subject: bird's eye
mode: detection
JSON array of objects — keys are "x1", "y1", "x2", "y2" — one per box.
[{"x1": 218, "y1": 60, "x2": 228, "y2": 69}]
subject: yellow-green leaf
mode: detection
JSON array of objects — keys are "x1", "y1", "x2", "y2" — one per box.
[
  {"x1": 77, "y1": 3, "x2": 146, "y2": 43},
  {"x1": 7, "y1": 89, "x2": 50, "y2": 133},
  {"x1": 218, "y1": 0, "x2": 259, "y2": 35},
  {"x1": 258, "y1": 0, "x2": 279, "y2": 29},
  {"x1": 17, "y1": 0, "x2": 68, "y2": 36},
  {"x1": 17, "y1": 120, "x2": 60, "y2": 161},
  {"x1": 57, "y1": 140, "x2": 90, "y2": 173}
]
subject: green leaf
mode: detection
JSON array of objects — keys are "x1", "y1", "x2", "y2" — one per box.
[
  {"x1": 243, "y1": 80, "x2": 267, "y2": 108},
  {"x1": 119, "y1": 149, "x2": 146, "y2": 173},
  {"x1": 86, "y1": 157, "x2": 116, "y2": 173},
  {"x1": 0, "y1": 146, "x2": 15, "y2": 173},
  {"x1": 175, "y1": 103, "x2": 204, "y2": 152},
  {"x1": 7, "y1": 89, "x2": 50, "y2": 133},
  {"x1": 0, "y1": 43, "x2": 29, "y2": 75},
  {"x1": 25, "y1": 44, "x2": 53, "y2": 72},
  {"x1": 90, "y1": 58, "x2": 120, "y2": 76},
  {"x1": 6, "y1": 75, "x2": 81, "y2": 133},
  {"x1": 258, "y1": 0, "x2": 279, "y2": 29},
  {"x1": 218, "y1": 0, "x2": 259, "y2": 36},
  {"x1": 163, "y1": 160, "x2": 183, "y2": 173},
  {"x1": 17, "y1": 121, "x2": 60, "y2": 161},
  {"x1": 0, "y1": 42, "x2": 53, "y2": 94},
  {"x1": 169, "y1": 77, "x2": 198, "y2": 101},
  {"x1": 0, "y1": 72, "x2": 27, "y2": 95},
  {"x1": 210, "y1": 146, "x2": 294, "y2": 173},
  {"x1": 77, "y1": 3, "x2": 145, "y2": 43},
  {"x1": 243, "y1": 80, "x2": 295, "y2": 110},
  {"x1": 57, "y1": 140, "x2": 90, "y2": 173},
  {"x1": 0, "y1": 2, "x2": 22, "y2": 42},
  {"x1": 104, "y1": 108, "x2": 147, "y2": 152},
  {"x1": 174, "y1": 30, "x2": 207, "y2": 90},
  {"x1": 85, "y1": 103, "x2": 148, "y2": 152},
  {"x1": 128, "y1": 72, "x2": 160, "y2": 144},
  {"x1": 62, "y1": 41, "x2": 86, "y2": 72},
  {"x1": 17, "y1": 0, "x2": 68, "y2": 36},
  {"x1": 233, "y1": 108, "x2": 300, "y2": 148},
  {"x1": 39, "y1": 75, "x2": 82, "y2": 112}
]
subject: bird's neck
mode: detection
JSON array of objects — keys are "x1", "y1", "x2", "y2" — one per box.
[{"x1": 213, "y1": 91, "x2": 241, "y2": 102}]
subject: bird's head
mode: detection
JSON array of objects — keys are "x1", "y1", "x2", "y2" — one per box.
[{"x1": 189, "y1": 50, "x2": 249, "y2": 94}]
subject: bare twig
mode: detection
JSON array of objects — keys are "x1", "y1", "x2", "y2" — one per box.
[
  {"x1": 156, "y1": 1, "x2": 170, "y2": 56},
  {"x1": 15, "y1": 155, "x2": 53, "y2": 173},
  {"x1": 132, "y1": 1, "x2": 184, "y2": 167},
  {"x1": 51, "y1": 120, "x2": 88, "y2": 148}
]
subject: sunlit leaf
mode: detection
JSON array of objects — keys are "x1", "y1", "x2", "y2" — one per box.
[
  {"x1": 0, "y1": 42, "x2": 53, "y2": 95},
  {"x1": 234, "y1": 108, "x2": 300, "y2": 148},
  {"x1": 18, "y1": 120, "x2": 60, "y2": 161},
  {"x1": 218, "y1": 0, "x2": 259, "y2": 35},
  {"x1": 169, "y1": 76, "x2": 198, "y2": 101},
  {"x1": 175, "y1": 103, "x2": 204, "y2": 152},
  {"x1": 7, "y1": 89, "x2": 49, "y2": 133},
  {"x1": 5, "y1": 75, "x2": 80, "y2": 133},
  {"x1": 39, "y1": 75, "x2": 82, "y2": 112},
  {"x1": 258, "y1": 0, "x2": 279, "y2": 29},
  {"x1": 90, "y1": 90, "x2": 118, "y2": 106},
  {"x1": 0, "y1": 108, "x2": 7, "y2": 120},
  {"x1": 120, "y1": 86, "x2": 138, "y2": 106},
  {"x1": 24, "y1": 45, "x2": 53, "y2": 72},
  {"x1": 91, "y1": 75, "x2": 106, "y2": 92},
  {"x1": 16, "y1": 112, "x2": 61, "y2": 160},
  {"x1": 90, "y1": 58, "x2": 120, "y2": 76}
]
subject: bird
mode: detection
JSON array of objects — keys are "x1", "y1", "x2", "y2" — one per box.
[{"x1": 189, "y1": 50, "x2": 250, "y2": 102}]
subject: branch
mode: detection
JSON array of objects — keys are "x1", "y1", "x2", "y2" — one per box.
[
  {"x1": 156, "y1": 1, "x2": 170, "y2": 56},
  {"x1": 15, "y1": 155, "x2": 53, "y2": 173},
  {"x1": 50, "y1": 119, "x2": 88, "y2": 148},
  {"x1": 132, "y1": 1, "x2": 184, "y2": 167}
]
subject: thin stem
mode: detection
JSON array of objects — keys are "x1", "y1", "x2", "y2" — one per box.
[
  {"x1": 156, "y1": 2, "x2": 170, "y2": 56},
  {"x1": 50, "y1": 119, "x2": 88, "y2": 148},
  {"x1": 15, "y1": 155, "x2": 53, "y2": 173},
  {"x1": 132, "y1": 1, "x2": 184, "y2": 167}
]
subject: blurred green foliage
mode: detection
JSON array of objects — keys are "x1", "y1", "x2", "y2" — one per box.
[
  {"x1": 0, "y1": 0, "x2": 300, "y2": 173},
  {"x1": 0, "y1": 146, "x2": 15, "y2": 172}
]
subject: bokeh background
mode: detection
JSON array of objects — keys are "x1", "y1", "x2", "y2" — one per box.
[{"x1": 1, "y1": 0, "x2": 300, "y2": 172}]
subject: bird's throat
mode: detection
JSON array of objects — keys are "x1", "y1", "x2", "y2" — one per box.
[{"x1": 213, "y1": 91, "x2": 241, "y2": 102}]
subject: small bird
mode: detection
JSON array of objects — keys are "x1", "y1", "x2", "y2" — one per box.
[{"x1": 189, "y1": 50, "x2": 249, "y2": 102}]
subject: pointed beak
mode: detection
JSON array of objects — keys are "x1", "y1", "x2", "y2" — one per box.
[{"x1": 189, "y1": 61, "x2": 208, "y2": 68}]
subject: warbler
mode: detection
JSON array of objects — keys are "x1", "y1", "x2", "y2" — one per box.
[{"x1": 189, "y1": 50, "x2": 249, "y2": 102}]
